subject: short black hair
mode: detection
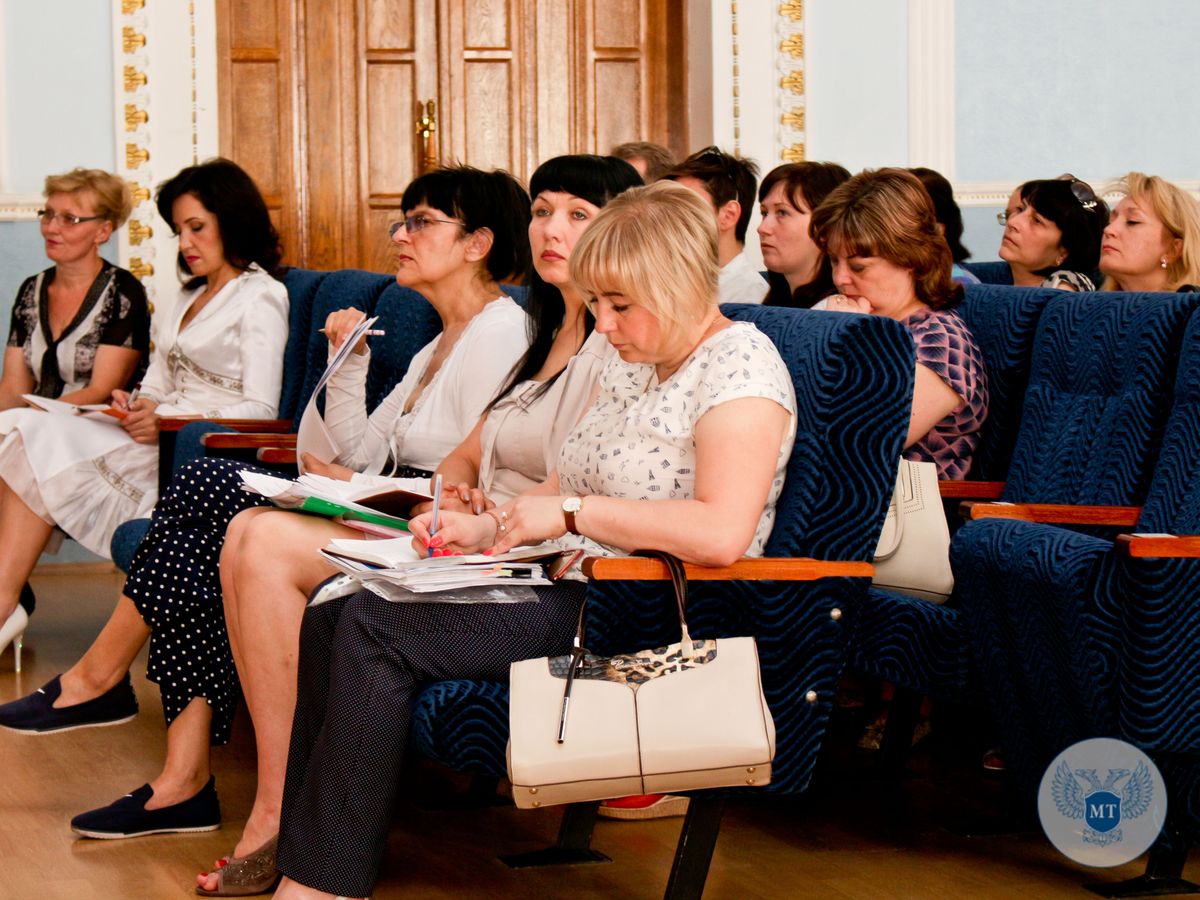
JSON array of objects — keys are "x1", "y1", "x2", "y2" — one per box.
[
  {"x1": 401, "y1": 166, "x2": 532, "y2": 284},
  {"x1": 1020, "y1": 178, "x2": 1109, "y2": 278},
  {"x1": 664, "y1": 146, "x2": 760, "y2": 244},
  {"x1": 909, "y1": 167, "x2": 970, "y2": 263},
  {"x1": 155, "y1": 157, "x2": 282, "y2": 285}
]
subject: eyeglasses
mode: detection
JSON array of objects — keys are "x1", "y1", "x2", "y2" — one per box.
[
  {"x1": 1056, "y1": 173, "x2": 1099, "y2": 211},
  {"x1": 996, "y1": 209, "x2": 1013, "y2": 225},
  {"x1": 388, "y1": 214, "x2": 463, "y2": 238},
  {"x1": 37, "y1": 209, "x2": 105, "y2": 227}
]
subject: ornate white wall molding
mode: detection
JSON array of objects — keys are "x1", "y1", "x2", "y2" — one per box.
[
  {"x1": 109, "y1": 0, "x2": 219, "y2": 313},
  {"x1": 907, "y1": 0, "x2": 954, "y2": 174},
  {"x1": 774, "y1": 1, "x2": 807, "y2": 164},
  {"x1": 955, "y1": 180, "x2": 1200, "y2": 208}
]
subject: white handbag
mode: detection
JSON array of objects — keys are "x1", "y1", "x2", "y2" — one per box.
[
  {"x1": 506, "y1": 552, "x2": 775, "y2": 809},
  {"x1": 872, "y1": 459, "x2": 954, "y2": 603}
]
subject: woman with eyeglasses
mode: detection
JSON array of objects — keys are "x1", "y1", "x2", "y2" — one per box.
[
  {"x1": 756, "y1": 161, "x2": 852, "y2": 308},
  {"x1": 0, "y1": 166, "x2": 533, "y2": 866},
  {"x1": 0, "y1": 169, "x2": 149, "y2": 658},
  {"x1": 0, "y1": 159, "x2": 284, "y2": 673},
  {"x1": 1099, "y1": 172, "x2": 1200, "y2": 293},
  {"x1": 997, "y1": 175, "x2": 1108, "y2": 291}
]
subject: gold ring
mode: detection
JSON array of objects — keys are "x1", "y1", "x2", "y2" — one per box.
[{"x1": 500, "y1": 510, "x2": 509, "y2": 521}]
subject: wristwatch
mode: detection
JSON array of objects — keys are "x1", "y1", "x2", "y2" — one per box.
[{"x1": 562, "y1": 496, "x2": 583, "y2": 535}]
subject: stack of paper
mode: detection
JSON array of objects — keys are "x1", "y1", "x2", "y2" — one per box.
[{"x1": 239, "y1": 470, "x2": 432, "y2": 530}]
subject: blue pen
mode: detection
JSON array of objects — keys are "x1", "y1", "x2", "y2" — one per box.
[{"x1": 427, "y1": 473, "x2": 443, "y2": 558}]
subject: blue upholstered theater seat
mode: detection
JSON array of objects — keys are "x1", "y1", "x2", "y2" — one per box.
[
  {"x1": 955, "y1": 307, "x2": 1200, "y2": 877},
  {"x1": 410, "y1": 304, "x2": 915, "y2": 804},
  {"x1": 851, "y1": 291, "x2": 1200, "y2": 699},
  {"x1": 960, "y1": 260, "x2": 1014, "y2": 285}
]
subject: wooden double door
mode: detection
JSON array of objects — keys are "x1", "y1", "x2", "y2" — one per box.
[{"x1": 217, "y1": 0, "x2": 687, "y2": 272}]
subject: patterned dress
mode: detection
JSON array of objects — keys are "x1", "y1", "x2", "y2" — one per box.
[{"x1": 901, "y1": 306, "x2": 988, "y2": 480}]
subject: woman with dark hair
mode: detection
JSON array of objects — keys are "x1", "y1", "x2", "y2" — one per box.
[
  {"x1": 816, "y1": 168, "x2": 988, "y2": 479},
  {"x1": 908, "y1": 167, "x2": 980, "y2": 286},
  {"x1": 756, "y1": 161, "x2": 851, "y2": 307},
  {"x1": 0, "y1": 157, "x2": 287, "y2": 651},
  {"x1": 998, "y1": 175, "x2": 1108, "y2": 291},
  {"x1": 0, "y1": 166, "x2": 534, "y2": 870}
]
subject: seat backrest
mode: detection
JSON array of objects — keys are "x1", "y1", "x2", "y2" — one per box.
[
  {"x1": 1003, "y1": 291, "x2": 1200, "y2": 505},
  {"x1": 960, "y1": 260, "x2": 1013, "y2": 285},
  {"x1": 956, "y1": 284, "x2": 1057, "y2": 480},
  {"x1": 277, "y1": 267, "x2": 331, "y2": 419},
  {"x1": 365, "y1": 282, "x2": 443, "y2": 409}
]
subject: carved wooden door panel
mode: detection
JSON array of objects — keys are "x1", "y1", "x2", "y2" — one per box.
[{"x1": 217, "y1": 0, "x2": 685, "y2": 271}]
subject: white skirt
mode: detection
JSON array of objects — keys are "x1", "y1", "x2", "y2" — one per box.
[{"x1": 0, "y1": 408, "x2": 158, "y2": 558}]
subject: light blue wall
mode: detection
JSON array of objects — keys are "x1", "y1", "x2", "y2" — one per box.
[
  {"x1": 3, "y1": 0, "x2": 115, "y2": 190},
  {"x1": 955, "y1": 0, "x2": 1200, "y2": 183},
  {"x1": 806, "y1": 0, "x2": 908, "y2": 170}
]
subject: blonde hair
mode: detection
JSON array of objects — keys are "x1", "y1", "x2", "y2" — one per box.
[
  {"x1": 1102, "y1": 172, "x2": 1200, "y2": 290},
  {"x1": 570, "y1": 180, "x2": 718, "y2": 341},
  {"x1": 43, "y1": 168, "x2": 132, "y2": 227}
]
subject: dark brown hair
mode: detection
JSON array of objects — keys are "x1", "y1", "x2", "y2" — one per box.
[{"x1": 810, "y1": 167, "x2": 962, "y2": 310}]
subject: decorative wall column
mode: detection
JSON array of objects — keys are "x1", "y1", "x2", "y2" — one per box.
[
  {"x1": 774, "y1": 1, "x2": 807, "y2": 165},
  {"x1": 110, "y1": 0, "x2": 219, "y2": 321}
]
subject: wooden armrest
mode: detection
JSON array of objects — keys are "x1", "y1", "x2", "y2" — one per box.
[
  {"x1": 1116, "y1": 534, "x2": 1200, "y2": 558},
  {"x1": 962, "y1": 502, "x2": 1142, "y2": 526},
  {"x1": 582, "y1": 557, "x2": 874, "y2": 581},
  {"x1": 202, "y1": 432, "x2": 298, "y2": 450},
  {"x1": 257, "y1": 447, "x2": 298, "y2": 465},
  {"x1": 938, "y1": 480, "x2": 1005, "y2": 499},
  {"x1": 159, "y1": 417, "x2": 293, "y2": 434}
]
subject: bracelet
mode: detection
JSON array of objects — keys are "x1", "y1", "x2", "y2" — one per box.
[{"x1": 482, "y1": 508, "x2": 508, "y2": 536}]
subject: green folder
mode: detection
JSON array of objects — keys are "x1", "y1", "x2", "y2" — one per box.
[{"x1": 298, "y1": 496, "x2": 410, "y2": 531}]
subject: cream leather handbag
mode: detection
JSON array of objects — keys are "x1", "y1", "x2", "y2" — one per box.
[
  {"x1": 872, "y1": 459, "x2": 954, "y2": 603},
  {"x1": 506, "y1": 552, "x2": 775, "y2": 809}
]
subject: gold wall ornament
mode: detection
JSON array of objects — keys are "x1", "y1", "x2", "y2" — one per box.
[
  {"x1": 122, "y1": 27, "x2": 147, "y2": 53},
  {"x1": 780, "y1": 33, "x2": 804, "y2": 58},
  {"x1": 779, "y1": 0, "x2": 803, "y2": 21},
  {"x1": 128, "y1": 257, "x2": 154, "y2": 280},
  {"x1": 780, "y1": 70, "x2": 805, "y2": 94},
  {"x1": 130, "y1": 183, "x2": 151, "y2": 204},
  {"x1": 127, "y1": 220, "x2": 153, "y2": 245},
  {"x1": 781, "y1": 143, "x2": 806, "y2": 163},
  {"x1": 781, "y1": 108, "x2": 806, "y2": 130},
  {"x1": 415, "y1": 99, "x2": 438, "y2": 173},
  {"x1": 123, "y1": 65, "x2": 148, "y2": 92},
  {"x1": 122, "y1": 0, "x2": 145, "y2": 12},
  {"x1": 125, "y1": 144, "x2": 150, "y2": 168},
  {"x1": 124, "y1": 104, "x2": 149, "y2": 132}
]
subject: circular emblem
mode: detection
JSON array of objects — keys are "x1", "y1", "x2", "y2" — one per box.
[{"x1": 1037, "y1": 737, "x2": 1167, "y2": 867}]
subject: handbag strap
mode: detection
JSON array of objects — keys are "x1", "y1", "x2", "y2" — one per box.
[{"x1": 632, "y1": 549, "x2": 695, "y2": 659}]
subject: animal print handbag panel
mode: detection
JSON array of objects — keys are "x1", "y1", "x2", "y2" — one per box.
[{"x1": 547, "y1": 640, "x2": 718, "y2": 686}]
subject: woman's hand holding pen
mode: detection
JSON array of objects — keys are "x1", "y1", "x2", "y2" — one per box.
[
  {"x1": 120, "y1": 393, "x2": 161, "y2": 444},
  {"x1": 322, "y1": 308, "x2": 370, "y2": 355},
  {"x1": 409, "y1": 509, "x2": 495, "y2": 556}
]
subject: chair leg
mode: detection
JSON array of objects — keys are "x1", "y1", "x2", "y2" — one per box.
[
  {"x1": 663, "y1": 795, "x2": 725, "y2": 900},
  {"x1": 1083, "y1": 827, "x2": 1197, "y2": 897},
  {"x1": 499, "y1": 801, "x2": 611, "y2": 868}
]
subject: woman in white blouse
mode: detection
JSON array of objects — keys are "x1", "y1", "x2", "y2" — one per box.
[
  {"x1": 270, "y1": 181, "x2": 797, "y2": 900},
  {"x1": 0, "y1": 158, "x2": 287, "y2": 652}
]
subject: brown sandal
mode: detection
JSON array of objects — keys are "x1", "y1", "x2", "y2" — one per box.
[{"x1": 195, "y1": 833, "x2": 280, "y2": 897}]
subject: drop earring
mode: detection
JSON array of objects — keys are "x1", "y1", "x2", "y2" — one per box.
[{"x1": 1161, "y1": 256, "x2": 1169, "y2": 269}]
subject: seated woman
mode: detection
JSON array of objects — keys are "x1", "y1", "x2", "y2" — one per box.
[
  {"x1": 756, "y1": 161, "x2": 851, "y2": 307},
  {"x1": 0, "y1": 166, "x2": 533, "y2": 850},
  {"x1": 909, "y1": 167, "x2": 980, "y2": 286},
  {"x1": 0, "y1": 158, "x2": 284, "y2": 657},
  {"x1": 192, "y1": 154, "x2": 641, "y2": 894},
  {"x1": 997, "y1": 175, "x2": 1108, "y2": 291},
  {"x1": 0, "y1": 167, "x2": 149, "y2": 661},
  {"x1": 270, "y1": 180, "x2": 797, "y2": 900},
  {"x1": 816, "y1": 168, "x2": 988, "y2": 479},
  {"x1": 1099, "y1": 171, "x2": 1200, "y2": 292}
]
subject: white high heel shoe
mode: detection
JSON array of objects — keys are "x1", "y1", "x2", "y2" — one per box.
[{"x1": 0, "y1": 605, "x2": 28, "y2": 673}]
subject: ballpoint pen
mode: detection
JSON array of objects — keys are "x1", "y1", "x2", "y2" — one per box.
[{"x1": 428, "y1": 473, "x2": 443, "y2": 558}]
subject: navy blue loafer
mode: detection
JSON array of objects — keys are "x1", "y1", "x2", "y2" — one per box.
[
  {"x1": 0, "y1": 673, "x2": 138, "y2": 734},
  {"x1": 71, "y1": 777, "x2": 221, "y2": 839}
]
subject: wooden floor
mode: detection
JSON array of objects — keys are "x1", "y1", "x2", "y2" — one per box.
[{"x1": 0, "y1": 570, "x2": 1195, "y2": 900}]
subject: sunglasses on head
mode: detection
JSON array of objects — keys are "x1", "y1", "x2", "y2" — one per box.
[{"x1": 1056, "y1": 173, "x2": 1099, "y2": 211}]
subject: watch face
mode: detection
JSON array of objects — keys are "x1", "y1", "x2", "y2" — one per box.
[{"x1": 563, "y1": 497, "x2": 582, "y2": 513}]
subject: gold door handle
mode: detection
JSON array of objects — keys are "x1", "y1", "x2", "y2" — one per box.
[{"x1": 415, "y1": 99, "x2": 437, "y2": 173}]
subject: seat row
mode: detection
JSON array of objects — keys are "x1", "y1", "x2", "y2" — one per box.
[{"x1": 111, "y1": 272, "x2": 1200, "y2": 897}]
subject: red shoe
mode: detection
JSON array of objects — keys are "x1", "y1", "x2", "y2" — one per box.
[{"x1": 598, "y1": 794, "x2": 690, "y2": 820}]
